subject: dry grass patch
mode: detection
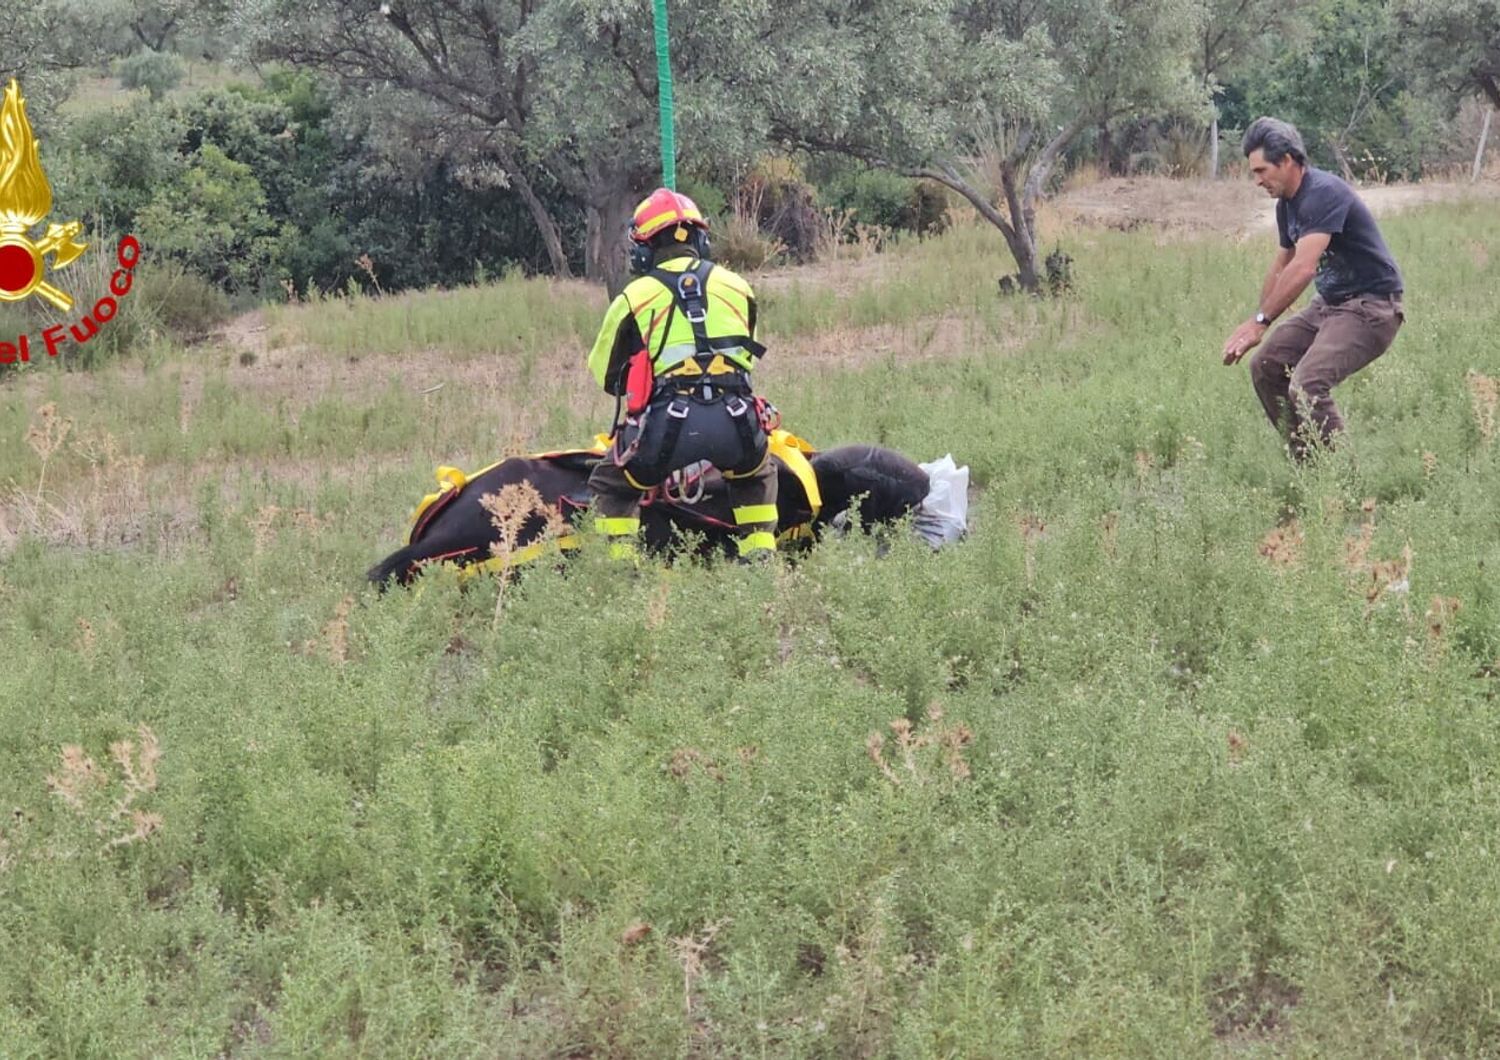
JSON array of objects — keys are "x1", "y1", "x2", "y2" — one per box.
[{"x1": 762, "y1": 314, "x2": 1021, "y2": 376}]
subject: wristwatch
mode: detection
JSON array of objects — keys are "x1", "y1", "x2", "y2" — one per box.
[{"x1": 1254, "y1": 311, "x2": 1272, "y2": 326}]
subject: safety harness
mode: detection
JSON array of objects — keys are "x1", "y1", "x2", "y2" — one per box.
[
  {"x1": 647, "y1": 259, "x2": 766, "y2": 372},
  {"x1": 616, "y1": 259, "x2": 771, "y2": 471}
]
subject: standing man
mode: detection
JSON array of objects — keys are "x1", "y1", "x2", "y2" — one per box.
[
  {"x1": 1222, "y1": 117, "x2": 1405, "y2": 460},
  {"x1": 586, "y1": 188, "x2": 778, "y2": 562}
]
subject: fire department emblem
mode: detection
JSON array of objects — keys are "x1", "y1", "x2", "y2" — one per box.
[{"x1": 0, "y1": 78, "x2": 88, "y2": 312}]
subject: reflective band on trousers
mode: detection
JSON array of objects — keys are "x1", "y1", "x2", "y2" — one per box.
[
  {"x1": 597, "y1": 516, "x2": 641, "y2": 536},
  {"x1": 733, "y1": 504, "x2": 778, "y2": 526},
  {"x1": 737, "y1": 530, "x2": 776, "y2": 555}
]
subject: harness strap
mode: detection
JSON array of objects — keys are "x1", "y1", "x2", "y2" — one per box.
[
  {"x1": 725, "y1": 394, "x2": 760, "y2": 454},
  {"x1": 647, "y1": 260, "x2": 765, "y2": 370}
]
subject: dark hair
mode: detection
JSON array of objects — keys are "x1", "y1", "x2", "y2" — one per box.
[{"x1": 1242, "y1": 117, "x2": 1307, "y2": 166}]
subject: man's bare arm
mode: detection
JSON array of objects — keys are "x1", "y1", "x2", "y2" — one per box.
[
  {"x1": 1223, "y1": 234, "x2": 1330, "y2": 364},
  {"x1": 1260, "y1": 245, "x2": 1295, "y2": 306},
  {"x1": 1260, "y1": 233, "x2": 1328, "y2": 322}
]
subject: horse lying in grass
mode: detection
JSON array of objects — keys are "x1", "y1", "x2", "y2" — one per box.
[{"x1": 368, "y1": 430, "x2": 934, "y2": 588}]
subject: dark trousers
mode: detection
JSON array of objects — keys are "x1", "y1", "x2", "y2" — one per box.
[
  {"x1": 588, "y1": 389, "x2": 778, "y2": 557},
  {"x1": 1248, "y1": 293, "x2": 1404, "y2": 459}
]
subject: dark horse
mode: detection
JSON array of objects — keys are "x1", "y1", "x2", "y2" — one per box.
[{"x1": 368, "y1": 433, "x2": 931, "y2": 588}]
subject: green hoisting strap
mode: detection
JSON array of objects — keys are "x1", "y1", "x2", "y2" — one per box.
[{"x1": 653, "y1": 0, "x2": 676, "y2": 190}]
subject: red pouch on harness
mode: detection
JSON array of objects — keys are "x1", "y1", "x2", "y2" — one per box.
[{"x1": 624, "y1": 349, "x2": 654, "y2": 415}]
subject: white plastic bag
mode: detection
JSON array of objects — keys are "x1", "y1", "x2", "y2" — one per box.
[{"x1": 913, "y1": 454, "x2": 969, "y2": 548}]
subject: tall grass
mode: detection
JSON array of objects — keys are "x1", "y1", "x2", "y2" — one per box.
[
  {"x1": 264, "y1": 273, "x2": 608, "y2": 360},
  {"x1": 1, "y1": 197, "x2": 1498, "y2": 1056}
]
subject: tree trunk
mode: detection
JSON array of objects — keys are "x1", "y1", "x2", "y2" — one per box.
[
  {"x1": 497, "y1": 146, "x2": 571, "y2": 279},
  {"x1": 585, "y1": 180, "x2": 639, "y2": 297},
  {"x1": 1474, "y1": 107, "x2": 1494, "y2": 184},
  {"x1": 900, "y1": 115, "x2": 1085, "y2": 295},
  {"x1": 902, "y1": 162, "x2": 1040, "y2": 292},
  {"x1": 1209, "y1": 110, "x2": 1220, "y2": 180},
  {"x1": 1331, "y1": 140, "x2": 1355, "y2": 183}
]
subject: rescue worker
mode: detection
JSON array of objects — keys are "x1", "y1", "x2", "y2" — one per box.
[{"x1": 585, "y1": 188, "x2": 778, "y2": 562}]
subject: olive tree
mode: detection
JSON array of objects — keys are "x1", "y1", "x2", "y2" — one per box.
[
  {"x1": 766, "y1": 0, "x2": 1205, "y2": 292},
  {"x1": 1399, "y1": 0, "x2": 1500, "y2": 108},
  {"x1": 237, "y1": 0, "x2": 773, "y2": 292}
]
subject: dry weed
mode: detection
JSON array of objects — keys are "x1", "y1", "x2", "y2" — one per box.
[
  {"x1": 822, "y1": 889, "x2": 914, "y2": 1055},
  {"x1": 75, "y1": 617, "x2": 97, "y2": 656},
  {"x1": 673, "y1": 918, "x2": 730, "y2": 1016},
  {"x1": 666, "y1": 747, "x2": 724, "y2": 783},
  {"x1": 620, "y1": 921, "x2": 652, "y2": 947},
  {"x1": 301, "y1": 594, "x2": 354, "y2": 665},
  {"x1": 498, "y1": 430, "x2": 531, "y2": 460},
  {"x1": 353, "y1": 253, "x2": 383, "y2": 296},
  {"x1": 1425, "y1": 596, "x2": 1462, "y2": 654},
  {"x1": 46, "y1": 745, "x2": 109, "y2": 811},
  {"x1": 1101, "y1": 511, "x2": 1119, "y2": 559},
  {"x1": 644, "y1": 579, "x2": 671, "y2": 631},
  {"x1": 1019, "y1": 513, "x2": 1047, "y2": 586},
  {"x1": 25, "y1": 403, "x2": 73, "y2": 500},
  {"x1": 110, "y1": 727, "x2": 161, "y2": 796},
  {"x1": 45, "y1": 725, "x2": 163, "y2": 852},
  {"x1": 1342, "y1": 500, "x2": 1412, "y2": 606},
  {"x1": 105, "y1": 809, "x2": 163, "y2": 849},
  {"x1": 1342, "y1": 516, "x2": 1413, "y2": 614},
  {"x1": 1133, "y1": 449, "x2": 1155, "y2": 482},
  {"x1": 3, "y1": 418, "x2": 182, "y2": 554},
  {"x1": 1227, "y1": 729, "x2": 1248, "y2": 765},
  {"x1": 1257, "y1": 520, "x2": 1304, "y2": 570},
  {"x1": 866, "y1": 703, "x2": 974, "y2": 786},
  {"x1": 1422, "y1": 450, "x2": 1439, "y2": 479},
  {"x1": 480, "y1": 480, "x2": 569, "y2": 628},
  {"x1": 72, "y1": 428, "x2": 147, "y2": 540},
  {"x1": 1468, "y1": 371, "x2": 1497, "y2": 444}
]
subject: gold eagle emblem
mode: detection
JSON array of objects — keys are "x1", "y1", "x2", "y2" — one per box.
[{"x1": 0, "y1": 78, "x2": 88, "y2": 311}]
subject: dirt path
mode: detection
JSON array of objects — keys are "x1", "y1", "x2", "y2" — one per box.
[{"x1": 1052, "y1": 176, "x2": 1500, "y2": 239}]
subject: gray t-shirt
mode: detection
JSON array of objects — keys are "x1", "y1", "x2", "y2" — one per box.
[{"x1": 1277, "y1": 167, "x2": 1403, "y2": 304}]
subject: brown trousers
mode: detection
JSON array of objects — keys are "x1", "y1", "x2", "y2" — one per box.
[{"x1": 1248, "y1": 293, "x2": 1404, "y2": 459}]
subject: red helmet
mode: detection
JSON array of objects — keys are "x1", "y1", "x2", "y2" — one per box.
[{"x1": 629, "y1": 188, "x2": 708, "y2": 244}]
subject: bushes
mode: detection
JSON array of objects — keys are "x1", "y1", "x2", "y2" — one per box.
[
  {"x1": 116, "y1": 50, "x2": 185, "y2": 101},
  {"x1": 814, "y1": 162, "x2": 950, "y2": 237},
  {"x1": 132, "y1": 261, "x2": 233, "y2": 339},
  {"x1": 134, "y1": 143, "x2": 283, "y2": 297}
]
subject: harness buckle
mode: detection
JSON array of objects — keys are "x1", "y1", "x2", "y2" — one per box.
[
  {"x1": 667, "y1": 399, "x2": 690, "y2": 419},
  {"x1": 725, "y1": 396, "x2": 749, "y2": 417}
]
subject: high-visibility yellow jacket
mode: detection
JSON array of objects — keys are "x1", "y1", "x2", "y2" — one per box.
[{"x1": 586, "y1": 255, "x2": 760, "y2": 394}]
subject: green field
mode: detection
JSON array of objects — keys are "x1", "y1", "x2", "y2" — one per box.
[{"x1": 2, "y1": 197, "x2": 1499, "y2": 1057}]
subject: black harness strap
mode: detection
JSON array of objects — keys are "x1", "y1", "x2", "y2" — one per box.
[{"x1": 648, "y1": 260, "x2": 766, "y2": 364}]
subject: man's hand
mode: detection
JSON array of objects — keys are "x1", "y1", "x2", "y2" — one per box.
[{"x1": 1222, "y1": 319, "x2": 1268, "y2": 365}]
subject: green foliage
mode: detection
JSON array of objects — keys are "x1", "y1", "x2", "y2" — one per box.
[
  {"x1": 134, "y1": 143, "x2": 283, "y2": 296},
  {"x1": 1246, "y1": 0, "x2": 1414, "y2": 179},
  {"x1": 115, "y1": 48, "x2": 185, "y2": 100},
  {"x1": 49, "y1": 100, "x2": 188, "y2": 235},
  {"x1": 1397, "y1": 0, "x2": 1500, "y2": 107},
  {"x1": 816, "y1": 163, "x2": 950, "y2": 235}
]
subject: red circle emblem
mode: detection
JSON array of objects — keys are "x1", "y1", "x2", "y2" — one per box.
[{"x1": 0, "y1": 243, "x2": 38, "y2": 294}]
